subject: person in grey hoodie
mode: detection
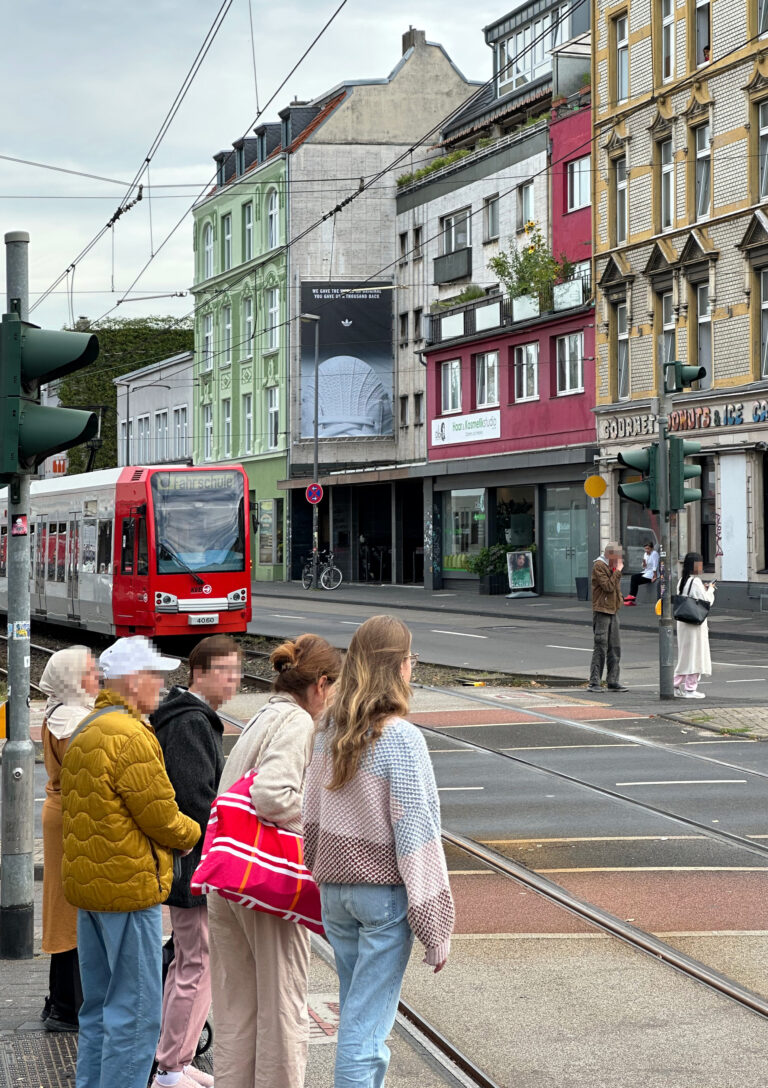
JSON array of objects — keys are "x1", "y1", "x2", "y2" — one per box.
[{"x1": 151, "y1": 635, "x2": 241, "y2": 1088}]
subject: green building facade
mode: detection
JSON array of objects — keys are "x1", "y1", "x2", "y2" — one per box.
[{"x1": 191, "y1": 149, "x2": 289, "y2": 580}]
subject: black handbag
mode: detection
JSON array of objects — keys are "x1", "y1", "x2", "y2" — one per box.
[{"x1": 672, "y1": 579, "x2": 710, "y2": 625}]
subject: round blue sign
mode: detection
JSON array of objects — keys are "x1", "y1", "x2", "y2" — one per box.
[{"x1": 306, "y1": 483, "x2": 323, "y2": 504}]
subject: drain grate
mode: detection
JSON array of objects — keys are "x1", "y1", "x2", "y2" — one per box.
[{"x1": 0, "y1": 1032, "x2": 77, "y2": 1086}]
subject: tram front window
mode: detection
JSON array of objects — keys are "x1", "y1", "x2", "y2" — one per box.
[{"x1": 151, "y1": 471, "x2": 246, "y2": 574}]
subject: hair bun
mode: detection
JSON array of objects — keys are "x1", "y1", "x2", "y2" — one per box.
[{"x1": 270, "y1": 640, "x2": 298, "y2": 675}]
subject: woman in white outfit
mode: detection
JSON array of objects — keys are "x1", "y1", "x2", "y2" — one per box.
[{"x1": 674, "y1": 552, "x2": 716, "y2": 699}]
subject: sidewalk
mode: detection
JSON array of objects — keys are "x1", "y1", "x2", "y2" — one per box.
[{"x1": 251, "y1": 577, "x2": 768, "y2": 643}]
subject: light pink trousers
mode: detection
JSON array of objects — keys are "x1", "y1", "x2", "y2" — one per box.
[
  {"x1": 155, "y1": 904, "x2": 211, "y2": 1073},
  {"x1": 674, "y1": 672, "x2": 701, "y2": 692},
  {"x1": 208, "y1": 894, "x2": 311, "y2": 1088}
]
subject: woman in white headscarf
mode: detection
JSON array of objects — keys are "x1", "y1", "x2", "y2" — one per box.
[{"x1": 39, "y1": 646, "x2": 100, "y2": 1031}]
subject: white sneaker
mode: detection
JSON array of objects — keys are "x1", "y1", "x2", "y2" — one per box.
[
  {"x1": 674, "y1": 687, "x2": 684, "y2": 697},
  {"x1": 682, "y1": 690, "x2": 706, "y2": 699},
  {"x1": 153, "y1": 1073, "x2": 203, "y2": 1088},
  {"x1": 183, "y1": 1067, "x2": 214, "y2": 1088}
]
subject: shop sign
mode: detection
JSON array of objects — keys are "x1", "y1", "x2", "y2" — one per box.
[
  {"x1": 432, "y1": 410, "x2": 501, "y2": 446},
  {"x1": 600, "y1": 414, "x2": 657, "y2": 441},
  {"x1": 667, "y1": 401, "x2": 765, "y2": 433}
]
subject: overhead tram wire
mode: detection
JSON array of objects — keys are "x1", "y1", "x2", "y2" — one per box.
[{"x1": 30, "y1": 0, "x2": 235, "y2": 315}]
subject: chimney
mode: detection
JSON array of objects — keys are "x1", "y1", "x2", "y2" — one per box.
[{"x1": 402, "y1": 27, "x2": 426, "y2": 54}]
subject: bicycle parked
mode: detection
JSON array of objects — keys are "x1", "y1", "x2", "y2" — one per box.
[{"x1": 301, "y1": 549, "x2": 343, "y2": 591}]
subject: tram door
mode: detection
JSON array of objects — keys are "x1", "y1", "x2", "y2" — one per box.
[
  {"x1": 67, "y1": 513, "x2": 80, "y2": 620},
  {"x1": 119, "y1": 513, "x2": 151, "y2": 630},
  {"x1": 34, "y1": 517, "x2": 46, "y2": 613}
]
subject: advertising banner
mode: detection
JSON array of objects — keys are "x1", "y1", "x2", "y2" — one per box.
[
  {"x1": 431, "y1": 410, "x2": 501, "y2": 447},
  {"x1": 300, "y1": 282, "x2": 394, "y2": 438}
]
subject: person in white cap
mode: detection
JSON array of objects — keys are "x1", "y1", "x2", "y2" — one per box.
[{"x1": 60, "y1": 636, "x2": 201, "y2": 1088}]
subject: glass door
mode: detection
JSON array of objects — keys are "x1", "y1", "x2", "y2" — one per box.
[{"x1": 541, "y1": 486, "x2": 588, "y2": 595}]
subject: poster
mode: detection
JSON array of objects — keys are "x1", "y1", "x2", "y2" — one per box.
[
  {"x1": 300, "y1": 282, "x2": 393, "y2": 438},
  {"x1": 507, "y1": 550, "x2": 535, "y2": 590}
]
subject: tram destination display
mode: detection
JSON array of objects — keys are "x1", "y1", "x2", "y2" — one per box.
[{"x1": 300, "y1": 281, "x2": 394, "y2": 438}]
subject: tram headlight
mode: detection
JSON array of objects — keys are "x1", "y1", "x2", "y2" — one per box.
[
  {"x1": 227, "y1": 588, "x2": 248, "y2": 609},
  {"x1": 155, "y1": 591, "x2": 179, "y2": 613}
]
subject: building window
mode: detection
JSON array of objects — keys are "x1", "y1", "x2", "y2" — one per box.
[
  {"x1": 203, "y1": 404, "x2": 213, "y2": 461},
  {"x1": 695, "y1": 0, "x2": 710, "y2": 64},
  {"x1": 517, "y1": 181, "x2": 534, "y2": 230},
  {"x1": 236, "y1": 145, "x2": 245, "y2": 176},
  {"x1": 267, "y1": 189, "x2": 279, "y2": 249},
  {"x1": 475, "y1": 351, "x2": 499, "y2": 408},
  {"x1": 266, "y1": 287, "x2": 279, "y2": 351},
  {"x1": 154, "y1": 410, "x2": 168, "y2": 460},
  {"x1": 202, "y1": 223, "x2": 213, "y2": 279},
  {"x1": 567, "y1": 156, "x2": 591, "y2": 211},
  {"x1": 761, "y1": 0, "x2": 768, "y2": 35},
  {"x1": 222, "y1": 214, "x2": 232, "y2": 271},
  {"x1": 414, "y1": 307, "x2": 424, "y2": 341},
  {"x1": 242, "y1": 393, "x2": 253, "y2": 453},
  {"x1": 696, "y1": 283, "x2": 713, "y2": 389},
  {"x1": 202, "y1": 313, "x2": 213, "y2": 370},
  {"x1": 514, "y1": 342, "x2": 539, "y2": 401},
  {"x1": 399, "y1": 395, "x2": 409, "y2": 427},
  {"x1": 496, "y1": 8, "x2": 569, "y2": 94},
  {"x1": 441, "y1": 359, "x2": 462, "y2": 413},
  {"x1": 137, "y1": 415, "x2": 150, "y2": 462},
  {"x1": 660, "y1": 138, "x2": 674, "y2": 230},
  {"x1": 661, "y1": 0, "x2": 675, "y2": 80},
  {"x1": 243, "y1": 203, "x2": 253, "y2": 262},
  {"x1": 399, "y1": 232, "x2": 408, "y2": 264},
  {"x1": 556, "y1": 332, "x2": 584, "y2": 394},
  {"x1": 222, "y1": 305, "x2": 232, "y2": 365},
  {"x1": 616, "y1": 302, "x2": 630, "y2": 400},
  {"x1": 414, "y1": 391, "x2": 424, "y2": 424},
  {"x1": 267, "y1": 386, "x2": 279, "y2": 450},
  {"x1": 759, "y1": 101, "x2": 768, "y2": 200},
  {"x1": 761, "y1": 271, "x2": 768, "y2": 378},
  {"x1": 173, "y1": 406, "x2": 187, "y2": 459},
  {"x1": 399, "y1": 312, "x2": 409, "y2": 343},
  {"x1": 243, "y1": 296, "x2": 253, "y2": 357},
  {"x1": 222, "y1": 398, "x2": 231, "y2": 457},
  {"x1": 413, "y1": 225, "x2": 423, "y2": 259},
  {"x1": 484, "y1": 195, "x2": 499, "y2": 240},
  {"x1": 441, "y1": 209, "x2": 470, "y2": 254},
  {"x1": 615, "y1": 14, "x2": 629, "y2": 103},
  {"x1": 615, "y1": 156, "x2": 628, "y2": 244},
  {"x1": 694, "y1": 122, "x2": 711, "y2": 220},
  {"x1": 661, "y1": 290, "x2": 675, "y2": 365}
]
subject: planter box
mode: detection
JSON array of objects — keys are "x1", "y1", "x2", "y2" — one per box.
[{"x1": 479, "y1": 572, "x2": 508, "y2": 595}]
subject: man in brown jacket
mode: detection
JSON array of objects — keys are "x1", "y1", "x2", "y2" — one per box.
[{"x1": 588, "y1": 542, "x2": 628, "y2": 692}]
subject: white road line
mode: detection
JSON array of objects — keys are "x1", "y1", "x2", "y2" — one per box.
[
  {"x1": 437, "y1": 786, "x2": 484, "y2": 792},
  {"x1": 712, "y1": 661, "x2": 768, "y2": 669},
  {"x1": 546, "y1": 644, "x2": 592, "y2": 652},
  {"x1": 500, "y1": 743, "x2": 638, "y2": 751},
  {"x1": 616, "y1": 779, "x2": 747, "y2": 786},
  {"x1": 271, "y1": 613, "x2": 305, "y2": 619},
  {"x1": 431, "y1": 629, "x2": 487, "y2": 639},
  {"x1": 725, "y1": 678, "x2": 767, "y2": 683},
  {"x1": 338, "y1": 621, "x2": 362, "y2": 626}
]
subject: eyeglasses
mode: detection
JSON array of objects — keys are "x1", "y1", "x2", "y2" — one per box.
[{"x1": 407, "y1": 653, "x2": 419, "y2": 667}]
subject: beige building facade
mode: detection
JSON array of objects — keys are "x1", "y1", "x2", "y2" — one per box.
[{"x1": 593, "y1": 0, "x2": 768, "y2": 606}]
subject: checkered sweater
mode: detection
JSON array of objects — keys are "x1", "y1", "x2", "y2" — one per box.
[{"x1": 302, "y1": 717, "x2": 454, "y2": 965}]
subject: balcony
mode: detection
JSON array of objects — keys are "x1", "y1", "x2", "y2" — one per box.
[{"x1": 433, "y1": 247, "x2": 472, "y2": 285}]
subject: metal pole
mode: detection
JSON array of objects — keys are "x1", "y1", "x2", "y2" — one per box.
[
  {"x1": 312, "y1": 320, "x2": 319, "y2": 591},
  {"x1": 1, "y1": 230, "x2": 34, "y2": 958},
  {"x1": 125, "y1": 383, "x2": 130, "y2": 467},
  {"x1": 655, "y1": 382, "x2": 675, "y2": 700}
]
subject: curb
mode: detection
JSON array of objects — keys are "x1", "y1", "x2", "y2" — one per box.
[{"x1": 656, "y1": 709, "x2": 768, "y2": 740}]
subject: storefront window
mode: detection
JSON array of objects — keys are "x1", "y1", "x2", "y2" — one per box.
[
  {"x1": 442, "y1": 489, "x2": 485, "y2": 572},
  {"x1": 619, "y1": 476, "x2": 660, "y2": 574},
  {"x1": 495, "y1": 486, "x2": 535, "y2": 548},
  {"x1": 700, "y1": 456, "x2": 716, "y2": 571}
]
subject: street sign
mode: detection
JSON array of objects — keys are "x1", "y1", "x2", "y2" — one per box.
[{"x1": 306, "y1": 483, "x2": 323, "y2": 504}]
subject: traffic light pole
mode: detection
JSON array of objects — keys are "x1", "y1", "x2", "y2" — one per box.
[
  {"x1": 656, "y1": 393, "x2": 675, "y2": 701},
  {"x1": 1, "y1": 231, "x2": 34, "y2": 958}
]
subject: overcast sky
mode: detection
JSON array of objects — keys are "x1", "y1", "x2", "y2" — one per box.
[{"x1": 0, "y1": 0, "x2": 501, "y2": 331}]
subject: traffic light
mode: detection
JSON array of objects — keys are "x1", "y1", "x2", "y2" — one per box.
[
  {"x1": 664, "y1": 360, "x2": 706, "y2": 393},
  {"x1": 0, "y1": 312, "x2": 99, "y2": 482},
  {"x1": 617, "y1": 444, "x2": 659, "y2": 510},
  {"x1": 669, "y1": 435, "x2": 702, "y2": 509}
]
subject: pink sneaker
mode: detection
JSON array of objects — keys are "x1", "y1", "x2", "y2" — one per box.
[{"x1": 184, "y1": 1067, "x2": 214, "y2": 1088}]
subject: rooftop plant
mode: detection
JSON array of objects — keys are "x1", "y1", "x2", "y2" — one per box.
[{"x1": 487, "y1": 222, "x2": 573, "y2": 311}]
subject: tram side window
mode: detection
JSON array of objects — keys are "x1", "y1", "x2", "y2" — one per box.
[
  {"x1": 0, "y1": 526, "x2": 7, "y2": 578},
  {"x1": 28, "y1": 524, "x2": 35, "y2": 574},
  {"x1": 38, "y1": 525, "x2": 47, "y2": 581},
  {"x1": 57, "y1": 523, "x2": 66, "y2": 583},
  {"x1": 82, "y1": 519, "x2": 97, "y2": 573},
  {"x1": 97, "y1": 520, "x2": 112, "y2": 574},
  {"x1": 136, "y1": 518, "x2": 148, "y2": 576},
  {"x1": 47, "y1": 524, "x2": 57, "y2": 581},
  {"x1": 121, "y1": 519, "x2": 135, "y2": 575}
]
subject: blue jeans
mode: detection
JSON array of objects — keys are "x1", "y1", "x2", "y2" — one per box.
[
  {"x1": 76, "y1": 906, "x2": 163, "y2": 1088},
  {"x1": 321, "y1": 883, "x2": 414, "y2": 1088}
]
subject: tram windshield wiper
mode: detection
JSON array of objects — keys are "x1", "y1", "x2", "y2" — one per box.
[{"x1": 158, "y1": 540, "x2": 205, "y2": 585}]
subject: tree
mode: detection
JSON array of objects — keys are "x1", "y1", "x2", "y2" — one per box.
[
  {"x1": 57, "y1": 315, "x2": 193, "y2": 473},
  {"x1": 488, "y1": 222, "x2": 573, "y2": 311}
]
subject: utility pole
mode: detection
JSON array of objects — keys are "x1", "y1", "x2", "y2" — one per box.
[
  {"x1": 301, "y1": 313, "x2": 321, "y2": 589},
  {"x1": 1, "y1": 231, "x2": 34, "y2": 958},
  {"x1": 655, "y1": 387, "x2": 675, "y2": 699}
]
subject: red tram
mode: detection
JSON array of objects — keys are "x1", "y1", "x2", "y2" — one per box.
[{"x1": 0, "y1": 465, "x2": 252, "y2": 637}]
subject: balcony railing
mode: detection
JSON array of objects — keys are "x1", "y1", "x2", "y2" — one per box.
[
  {"x1": 433, "y1": 247, "x2": 472, "y2": 285},
  {"x1": 426, "y1": 272, "x2": 592, "y2": 345}
]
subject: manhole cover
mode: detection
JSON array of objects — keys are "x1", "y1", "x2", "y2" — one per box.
[{"x1": 0, "y1": 1032, "x2": 77, "y2": 1086}]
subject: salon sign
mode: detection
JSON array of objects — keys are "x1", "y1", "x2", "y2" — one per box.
[{"x1": 431, "y1": 410, "x2": 501, "y2": 446}]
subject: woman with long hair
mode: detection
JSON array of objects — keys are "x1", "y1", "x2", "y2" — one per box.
[
  {"x1": 303, "y1": 615, "x2": 454, "y2": 1088},
  {"x1": 207, "y1": 634, "x2": 342, "y2": 1088},
  {"x1": 39, "y1": 646, "x2": 100, "y2": 1031},
  {"x1": 675, "y1": 551, "x2": 716, "y2": 699}
]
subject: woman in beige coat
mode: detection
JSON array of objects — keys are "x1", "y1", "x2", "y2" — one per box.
[
  {"x1": 39, "y1": 646, "x2": 100, "y2": 1030},
  {"x1": 674, "y1": 551, "x2": 716, "y2": 699},
  {"x1": 208, "y1": 634, "x2": 341, "y2": 1088}
]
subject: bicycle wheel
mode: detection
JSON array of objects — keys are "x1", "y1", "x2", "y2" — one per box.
[
  {"x1": 301, "y1": 563, "x2": 313, "y2": 590},
  {"x1": 320, "y1": 564, "x2": 343, "y2": 590}
]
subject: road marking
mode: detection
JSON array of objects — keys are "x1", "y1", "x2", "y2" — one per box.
[
  {"x1": 271, "y1": 613, "x2": 305, "y2": 619},
  {"x1": 546, "y1": 644, "x2": 592, "y2": 652},
  {"x1": 500, "y1": 743, "x2": 638, "y2": 751},
  {"x1": 428, "y1": 748, "x2": 475, "y2": 754},
  {"x1": 725, "y1": 678, "x2": 767, "y2": 683},
  {"x1": 615, "y1": 779, "x2": 747, "y2": 786},
  {"x1": 437, "y1": 786, "x2": 484, "y2": 792},
  {"x1": 432, "y1": 593, "x2": 456, "y2": 597},
  {"x1": 481, "y1": 835, "x2": 705, "y2": 844},
  {"x1": 431, "y1": 629, "x2": 487, "y2": 639},
  {"x1": 338, "y1": 621, "x2": 362, "y2": 626}
]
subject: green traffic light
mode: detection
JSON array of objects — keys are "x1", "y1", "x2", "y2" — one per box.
[
  {"x1": 617, "y1": 444, "x2": 659, "y2": 511},
  {"x1": 664, "y1": 360, "x2": 707, "y2": 393},
  {"x1": 669, "y1": 435, "x2": 702, "y2": 509}
]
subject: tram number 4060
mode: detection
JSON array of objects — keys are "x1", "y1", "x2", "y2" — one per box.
[{"x1": 189, "y1": 614, "x2": 219, "y2": 626}]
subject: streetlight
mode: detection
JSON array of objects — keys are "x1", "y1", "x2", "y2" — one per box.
[{"x1": 300, "y1": 313, "x2": 320, "y2": 590}]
